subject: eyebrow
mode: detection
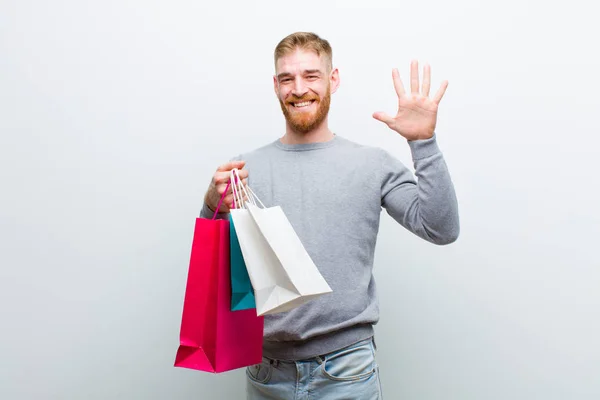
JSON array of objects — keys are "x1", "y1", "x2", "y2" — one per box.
[{"x1": 277, "y1": 69, "x2": 323, "y2": 80}]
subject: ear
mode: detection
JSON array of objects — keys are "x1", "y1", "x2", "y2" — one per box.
[{"x1": 329, "y1": 68, "x2": 340, "y2": 94}]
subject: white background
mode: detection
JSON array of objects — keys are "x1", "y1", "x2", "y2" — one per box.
[{"x1": 1, "y1": 1, "x2": 599, "y2": 399}]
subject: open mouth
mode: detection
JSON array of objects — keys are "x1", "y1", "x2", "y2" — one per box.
[{"x1": 290, "y1": 100, "x2": 316, "y2": 108}]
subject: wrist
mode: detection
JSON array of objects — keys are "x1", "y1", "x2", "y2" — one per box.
[{"x1": 406, "y1": 130, "x2": 434, "y2": 142}]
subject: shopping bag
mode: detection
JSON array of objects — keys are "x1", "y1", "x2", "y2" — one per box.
[
  {"x1": 230, "y1": 217, "x2": 256, "y2": 311},
  {"x1": 229, "y1": 169, "x2": 332, "y2": 316},
  {"x1": 174, "y1": 181, "x2": 264, "y2": 373}
]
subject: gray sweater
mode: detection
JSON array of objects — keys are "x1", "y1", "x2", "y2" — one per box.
[{"x1": 200, "y1": 134, "x2": 459, "y2": 360}]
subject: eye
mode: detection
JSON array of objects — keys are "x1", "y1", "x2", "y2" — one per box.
[
  {"x1": 307, "y1": 75, "x2": 318, "y2": 80},
  {"x1": 280, "y1": 78, "x2": 292, "y2": 83}
]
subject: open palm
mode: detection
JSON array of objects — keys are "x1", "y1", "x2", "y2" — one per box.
[{"x1": 373, "y1": 60, "x2": 448, "y2": 141}]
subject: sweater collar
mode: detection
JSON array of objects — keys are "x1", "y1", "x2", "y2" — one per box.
[{"x1": 274, "y1": 134, "x2": 339, "y2": 152}]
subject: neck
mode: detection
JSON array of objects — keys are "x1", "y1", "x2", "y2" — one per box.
[{"x1": 281, "y1": 118, "x2": 334, "y2": 145}]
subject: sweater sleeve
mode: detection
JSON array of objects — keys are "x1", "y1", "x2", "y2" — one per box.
[{"x1": 380, "y1": 134, "x2": 460, "y2": 245}]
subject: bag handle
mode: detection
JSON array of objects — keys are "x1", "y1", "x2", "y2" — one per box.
[
  {"x1": 230, "y1": 168, "x2": 266, "y2": 209},
  {"x1": 230, "y1": 169, "x2": 247, "y2": 209},
  {"x1": 231, "y1": 169, "x2": 256, "y2": 208},
  {"x1": 212, "y1": 181, "x2": 231, "y2": 220},
  {"x1": 245, "y1": 185, "x2": 265, "y2": 208},
  {"x1": 231, "y1": 170, "x2": 240, "y2": 209}
]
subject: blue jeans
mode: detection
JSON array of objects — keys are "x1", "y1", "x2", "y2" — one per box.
[{"x1": 246, "y1": 337, "x2": 383, "y2": 399}]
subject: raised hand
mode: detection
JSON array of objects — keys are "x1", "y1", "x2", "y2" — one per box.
[
  {"x1": 205, "y1": 160, "x2": 248, "y2": 213},
  {"x1": 373, "y1": 60, "x2": 448, "y2": 141}
]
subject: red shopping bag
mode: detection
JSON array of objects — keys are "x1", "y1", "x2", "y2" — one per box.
[{"x1": 174, "y1": 182, "x2": 264, "y2": 372}]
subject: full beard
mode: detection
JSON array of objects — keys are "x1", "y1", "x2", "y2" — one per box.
[{"x1": 279, "y1": 87, "x2": 331, "y2": 134}]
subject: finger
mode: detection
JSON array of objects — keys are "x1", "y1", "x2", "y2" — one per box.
[
  {"x1": 372, "y1": 112, "x2": 395, "y2": 127},
  {"x1": 223, "y1": 194, "x2": 235, "y2": 209},
  {"x1": 213, "y1": 170, "x2": 234, "y2": 185},
  {"x1": 432, "y1": 80, "x2": 449, "y2": 104},
  {"x1": 421, "y1": 63, "x2": 431, "y2": 97},
  {"x1": 392, "y1": 68, "x2": 405, "y2": 98},
  {"x1": 216, "y1": 181, "x2": 234, "y2": 195},
  {"x1": 217, "y1": 160, "x2": 246, "y2": 172},
  {"x1": 237, "y1": 169, "x2": 249, "y2": 180},
  {"x1": 231, "y1": 171, "x2": 249, "y2": 187},
  {"x1": 410, "y1": 60, "x2": 419, "y2": 94},
  {"x1": 216, "y1": 167, "x2": 247, "y2": 184}
]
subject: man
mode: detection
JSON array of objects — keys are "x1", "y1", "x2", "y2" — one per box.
[{"x1": 201, "y1": 32, "x2": 459, "y2": 399}]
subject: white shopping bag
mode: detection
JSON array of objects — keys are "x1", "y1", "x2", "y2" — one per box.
[{"x1": 228, "y1": 169, "x2": 332, "y2": 316}]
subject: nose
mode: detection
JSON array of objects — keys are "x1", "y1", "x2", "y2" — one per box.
[{"x1": 291, "y1": 77, "x2": 308, "y2": 98}]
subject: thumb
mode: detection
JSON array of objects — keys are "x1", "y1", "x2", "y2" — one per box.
[{"x1": 372, "y1": 112, "x2": 394, "y2": 127}]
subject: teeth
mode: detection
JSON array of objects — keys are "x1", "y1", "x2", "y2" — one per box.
[{"x1": 294, "y1": 101, "x2": 313, "y2": 107}]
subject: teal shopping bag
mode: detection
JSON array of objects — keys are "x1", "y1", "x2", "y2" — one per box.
[{"x1": 230, "y1": 217, "x2": 256, "y2": 311}]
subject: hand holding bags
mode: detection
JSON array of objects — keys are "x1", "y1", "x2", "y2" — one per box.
[
  {"x1": 174, "y1": 181, "x2": 264, "y2": 373},
  {"x1": 228, "y1": 169, "x2": 332, "y2": 316}
]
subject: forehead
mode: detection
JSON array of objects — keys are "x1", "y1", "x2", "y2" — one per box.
[{"x1": 276, "y1": 49, "x2": 327, "y2": 74}]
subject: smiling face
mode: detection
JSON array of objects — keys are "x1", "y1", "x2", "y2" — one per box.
[{"x1": 274, "y1": 48, "x2": 339, "y2": 134}]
